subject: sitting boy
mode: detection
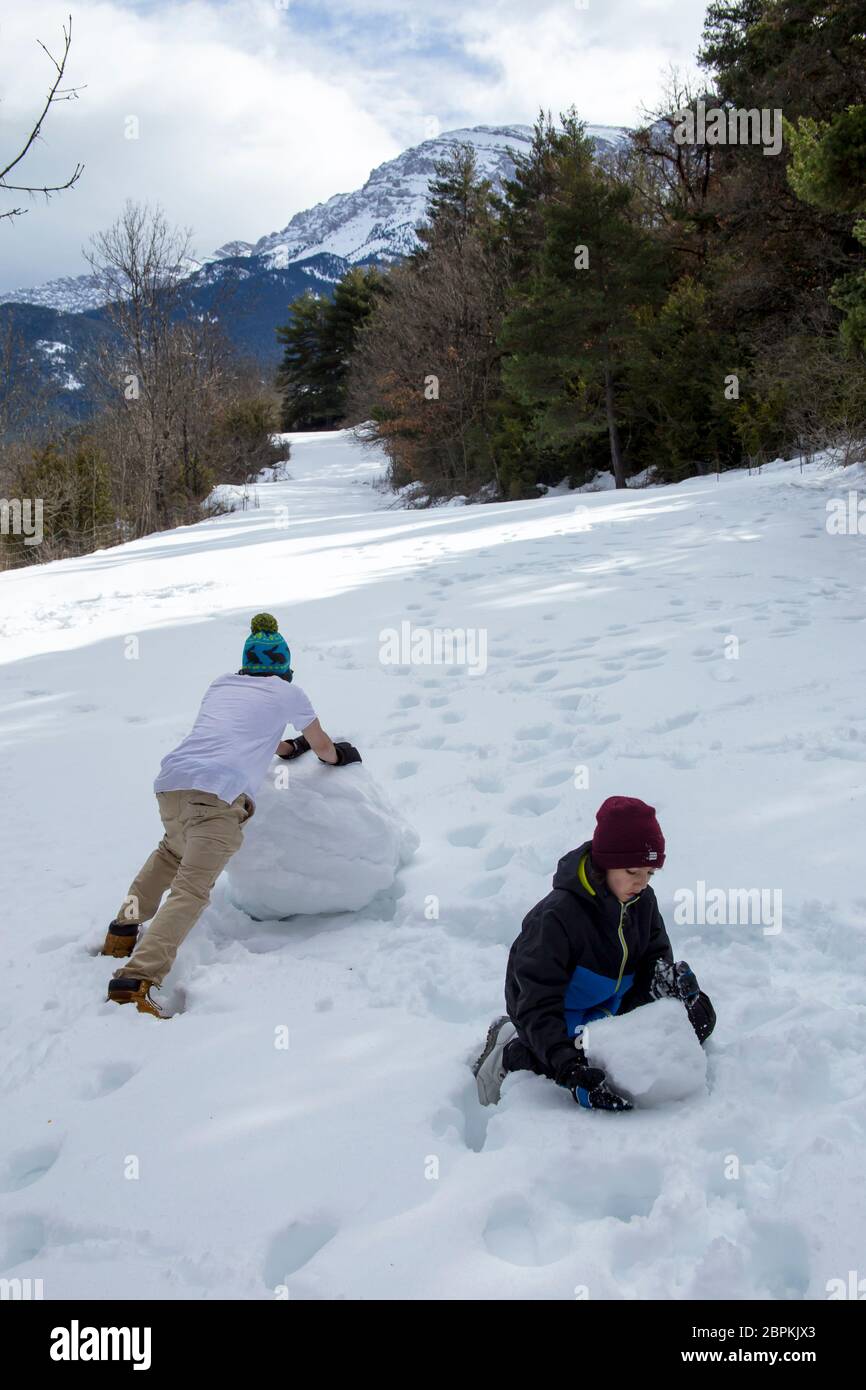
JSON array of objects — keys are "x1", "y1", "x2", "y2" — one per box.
[{"x1": 473, "y1": 796, "x2": 715, "y2": 1111}]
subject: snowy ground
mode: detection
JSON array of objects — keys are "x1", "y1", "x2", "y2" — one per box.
[{"x1": 1, "y1": 430, "x2": 865, "y2": 1300}]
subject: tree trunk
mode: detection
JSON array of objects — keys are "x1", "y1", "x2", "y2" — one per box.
[{"x1": 603, "y1": 356, "x2": 626, "y2": 489}]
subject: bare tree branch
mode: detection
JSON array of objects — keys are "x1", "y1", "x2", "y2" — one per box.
[{"x1": 0, "y1": 14, "x2": 85, "y2": 223}]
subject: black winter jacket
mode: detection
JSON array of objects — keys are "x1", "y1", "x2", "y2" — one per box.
[{"x1": 505, "y1": 842, "x2": 675, "y2": 1080}]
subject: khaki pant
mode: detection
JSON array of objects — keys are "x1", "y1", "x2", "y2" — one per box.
[{"x1": 115, "y1": 789, "x2": 254, "y2": 986}]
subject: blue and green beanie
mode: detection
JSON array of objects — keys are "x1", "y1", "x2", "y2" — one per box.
[{"x1": 241, "y1": 613, "x2": 292, "y2": 678}]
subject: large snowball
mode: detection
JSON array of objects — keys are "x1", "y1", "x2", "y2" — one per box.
[
  {"x1": 582, "y1": 998, "x2": 708, "y2": 1107},
  {"x1": 226, "y1": 755, "x2": 419, "y2": 918}
]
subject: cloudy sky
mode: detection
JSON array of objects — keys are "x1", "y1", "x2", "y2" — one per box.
[{"x1": 0, "y1": 0, "x2": 710, "y2": 291}]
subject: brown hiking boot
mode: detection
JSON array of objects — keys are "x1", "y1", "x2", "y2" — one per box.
[
  {"x1": 101, "y1": 921, "x2": 139, "y2": 958},
  {"x1": 107, "y1": 974, "x2": 167, "y2": 1018}
]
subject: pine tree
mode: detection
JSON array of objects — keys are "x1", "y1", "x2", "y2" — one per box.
[
  {"x1": 625, "y1": 278, "x2": 743, "y2": 480},
  {"x1": 275, "y1": 291, "x2": 333, "y2": 430},
  {"x1": 276, "y1": 268, "x2": 384, "y2": 430},
  {"x1": 499, "y1": 113, "x2": 667, "y2": 488},
  {"x1": 413, "y1": 144, "x2": 494, "y2": 261},
  {"x1": 493, "y1": 111, "x2": 561, "y2": 277},
  {"x1": 787, "y1": 104, "x2": 866, "y2": 353}
]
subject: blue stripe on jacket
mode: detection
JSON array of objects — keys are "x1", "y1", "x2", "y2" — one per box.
[{"x1": 564, "y1": 964, "x2": 636, "y2": 1033}]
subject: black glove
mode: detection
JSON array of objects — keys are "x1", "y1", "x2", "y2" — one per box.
[
  {"x1": 650, "y1": 959, "x2": 715, "y2": 1043},
  {"x1": 319, "y1": 741, "x2": 362, "y2": 767},
  {"x1": 277, "y1": 736, "x2": 311, "y2": 761},
  {"x1": 686, "y1": 991, "x2": 716, "y2": 1044},
  {"x1": 650, "y1": 958, "x2": 700, "y2": 1004},
  {"x1": 558, "y1": 1057, "x2": 633, "y2": 1113}
]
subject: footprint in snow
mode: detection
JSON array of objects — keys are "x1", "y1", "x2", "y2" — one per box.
[
  {"x1": 386, "y1": 722, "x2": 421, "y2": 737},
  {"x1": 467, "y1": 874, "x2": 506, "y2": 899},
  {"x1": 80, "y1": 1062, "x2": 139, "y2": 1100},
  {"x1": 508, "y1": 794, "x2": 559, "y2": 817},
  {"x1": 484, "y1": 845, "x2": 514, "y2": 870},
  {"x1": 470, "y1": 773, "x2": 504, "y2": 794},
  {"x1": 559, "y1": 1155, "x2": 663, "y2": 1226},
  {"x1": 578, "y1": 673, "x2": 625, "y2": 688},
  {"x1": 514, "y1": 722, "x2": 554, "y2": 741},
  {"x1": 0, "y1": 1214, "x2": 47, "y2": 1271},
  {"x1": 447, "y1": 824, "x2": 490, "y2": 848},
  {"x1": 511, "y1": 746, "x2": 548, "y2": 765},
  {"x1": 262, "y1": 1221, "x2": 338, "y2": 1290},
  {"x1": 483, "y1": 1196, "x2": 571, "y2": 1268},
  {"x1": 514, "y1": 650, "x2": 556, "y2": 666},
  {"x1": 624, "y1": 645, "x2": 668, "y2": 660},
  {"x1": 0, "y1": 1144, "x2": 61, "y2": 1192},
  {"x1": 34, "y1": 933, "x2": 78, "y2": 954},
  {"x1": 667, "y1": 751, "x2": 699, "y2": 770},
  {"x1": 534, "y1": 768, "x2": 574, "y2": 788},
  {"x1": 393, "y1": 761, "x2": 419, "y2": 780},
  {"x1": 576, "y1": 736, "x2": 612, "y2": 757},
  {"x1": 650, "y1": 711, "x2": 700, "y2": 734}
]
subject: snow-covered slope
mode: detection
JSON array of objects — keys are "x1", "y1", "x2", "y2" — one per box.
[
  {"x1": 0, "y1": 124, "x2": 626, "y2": 313},
  {"x1": 1, "y1": 271, "x2": 109, "y2": 316},
  {"x1": 1, "y1": 432, "x2": 864, "y2": 1300}
]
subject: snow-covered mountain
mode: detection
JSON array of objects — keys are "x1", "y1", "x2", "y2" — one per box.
[
  {"x1": 0, "y1": 270, "x2": 109, "y2": 316},
  {"x1": 0, "y1": 124, "x2": 627, "y2": 314},
  {"x1": 204, "y1": 123, "x2": 626, "y2": 273}
]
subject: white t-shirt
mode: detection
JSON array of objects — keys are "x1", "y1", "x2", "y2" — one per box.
[{"x1": 154, "y1": 673, "x2": 317, "y2": 805}]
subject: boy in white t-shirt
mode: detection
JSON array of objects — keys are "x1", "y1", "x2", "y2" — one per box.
[{"x1": 102, "y1": 613, "x2": 361, "y2": 1017}]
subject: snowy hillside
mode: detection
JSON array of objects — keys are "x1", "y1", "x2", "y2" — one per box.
[
  {"x1": 1, "y1": 431, "x2": 865, "y2": 1300},
  {"x1": 0, "y1": 124, "x2": 626, "y2": 314}
]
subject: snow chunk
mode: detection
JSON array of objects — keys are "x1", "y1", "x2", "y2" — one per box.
[
  {"x1": 583, "y1": 999, "x2": 707, "y2": 1107},
  {"x1": 225, "y1": 754, "x2": 419, "y2": 918}
]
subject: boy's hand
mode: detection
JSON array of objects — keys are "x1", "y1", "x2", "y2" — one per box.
[
  {"x1": 686, "y1": 991, "x2": 716, "y2": 1044},
  {"x1": 277, "y1": 736, "x2": 311, "y2": 760},
  {"x1": 557, "y1": 1058, "x2": 633, "y2": 1112},
  {"x1": 650, "y1": 959, "x2": 714, "y2": 1042},
  {"x1": 650, "y1": 958, "x2": 701, "y2": 1003},
  {"x1": 673, "y1": 961, "x2": 700, "y2": 1003},
  {"x1": 319, "y1": 740, "x2": 362, "y2": 767}
]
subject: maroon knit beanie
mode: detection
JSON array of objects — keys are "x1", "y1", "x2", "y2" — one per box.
[{"x1": 591, "y1": 796, "x2": 665, "y2": 869}]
